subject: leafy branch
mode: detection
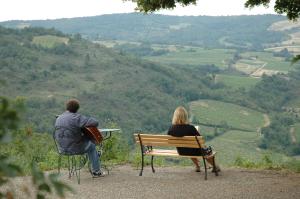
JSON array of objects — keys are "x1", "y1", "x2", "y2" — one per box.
[{"x1": 0, "y1": 97, "x2": 72, "y2": 199}]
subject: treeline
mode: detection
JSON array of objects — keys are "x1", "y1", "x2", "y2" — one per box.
[
  {"x1": 229, "y1": 70, "x2": 300, "y2": 155},
  {"x1": 0, "y1": 14, "x2": 287, "y2": 49},
  {"x1": 115, "y1": 43, "x2": 169, "y2": 57},
  {"x1": 1, "y1": 26, "x2": 300, "y2": 155},
  {"x1": 0, "y1": 26, "x2": 225, "y2": 140},
  {"x1": 260, "y1": 114, "x2": 300, "y2": 155},
  {"x1": 273, "y1": 48, "x2": 294, "y2": 61}
]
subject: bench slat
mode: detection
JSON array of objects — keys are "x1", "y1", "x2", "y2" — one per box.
[
  {"x1": 145, "y1": 149, "x2": 216, "y2": 158},
  {"x1": 135, "y1": 138, "x2": 204, "y2": 145},
  {"x1": 168, "y1": 139, "x2": 204, "y2": 145},
  {"x1": 134, "y1": 133, "x2": 209, "y2": 149},
  {"x1": 134, "y1": 135, "x2": 205, "y2": 147},
  {"x1": 136, "y1": 141, "x2": 202, "y2": 148},
  {"x1": 134, "y1": 134, "x2": 204, "y2": 141}
]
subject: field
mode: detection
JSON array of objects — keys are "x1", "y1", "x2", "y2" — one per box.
[
  {"x1": 294, "y1": 123, "x2": 300, "y2": 143},
  {"x1": 269, "y1": 19, "x2": 300, "y2": 31},
  {"x1": 240, "y1": 51, "x2": 294, "y2": 72},
  {"x1": 144, "y1": 47, "x2": 235, "y2": 68},
  {"x1": 95, "y1": 40, "x2": 140, "y2": 48},
  {"x1": 97, "y1": 41, "x2": 235, "y2": 69},
  {"x1": 189, "y1": 100, "x2": 265, "y2": 131},
  {"x1": 32, "y1": 35, "x2": 69, "y2": 48},
  {"x1": 206, "y1": 130, "x2": 291, "y2": 166},
  {"x1": 195, "y1": 125, "x2": 215, "y2": 139},
  {"x1": 98, "y1": 40, "x2": 297, "y2": 75},
  {"x1": 217, "y1": 74, "x2": 260, "y2": 90},
  {"x1": 267, "y1": 19, "x2": 300, "y2": 54}
]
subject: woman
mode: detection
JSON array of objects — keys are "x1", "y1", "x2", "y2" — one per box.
[{"x1": 168, "y1": 106, "x2": 219, "y2": 172}]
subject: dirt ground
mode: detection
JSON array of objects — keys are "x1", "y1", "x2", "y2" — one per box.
[{"x1": 3, "y1": 165, "x2": 300, "y2": 199}]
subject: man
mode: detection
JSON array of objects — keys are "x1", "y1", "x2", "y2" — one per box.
[{"x1": 54, "y1": 99, "x2": 104, "y2": 177}]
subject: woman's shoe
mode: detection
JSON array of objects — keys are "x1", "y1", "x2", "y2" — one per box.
[
  {"x1": 195, "y1": 166, "x2": 201, "y2": 172},
  {"x1": 212, "y1": 166, "x2": 221, "y2": 173}
]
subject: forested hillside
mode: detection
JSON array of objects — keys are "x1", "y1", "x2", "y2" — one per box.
[
  {"x1": 1, "y1": 14, "x2": 300, "y2": 158},
  {"x1": 1, "y1": 11, "x2": 300, "y2": 197},
  {"x1": 1, "y1": 14, "x2": 287, "y2": 49},
  {"x1": 0, "y1": 26, "x2": 224, "y2": 139}
]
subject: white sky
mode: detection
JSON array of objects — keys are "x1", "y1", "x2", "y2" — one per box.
[{"x1": 0, "y1": 0, "x2": 277, "y2": 22}]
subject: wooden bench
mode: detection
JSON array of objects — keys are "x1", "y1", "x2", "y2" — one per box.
[{"x1": 134, "y1": 133, "x2": 218, "y2": 180}]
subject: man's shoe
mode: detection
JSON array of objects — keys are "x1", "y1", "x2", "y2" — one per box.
[{"x1": 92, "y1": 170, "x2": 105, "y2": 178}]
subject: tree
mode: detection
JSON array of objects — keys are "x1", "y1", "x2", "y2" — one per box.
[
  {"x1": 129, "y1": 0, "x2": 300, "y2": 62},
  {"x1": 245, "y1": 1, "x2": 300, "y2": 63},
  {"x1": 245, "y1": 0, "x2": 300, "y2": 21},
  {"x1": 129, "y1": 0, "x2": 196, "y2": 12},
  {"x1": 130, "y1": 0, "x2": 300, "y2": 21},
  {"x1": 0, "y1": 97, "x2": 72, "y2": 199}
]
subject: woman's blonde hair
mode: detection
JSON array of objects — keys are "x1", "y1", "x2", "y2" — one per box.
[{"x1": 172, "y1": 106, "x2": 189, "y2": 125}]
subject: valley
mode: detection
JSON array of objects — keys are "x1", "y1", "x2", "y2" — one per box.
[{"x1": 1, "y1": 13, "x2": 300, "y2": 168}]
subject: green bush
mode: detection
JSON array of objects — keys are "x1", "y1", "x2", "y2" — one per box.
[
  {"x1": 234, "y1": 155, "x2": 300, "y2": 172},
  {"x1": 0, "y1": 97, "x2": 72, "y2": 198}
]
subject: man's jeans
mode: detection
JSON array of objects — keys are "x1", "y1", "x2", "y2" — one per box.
[{"x1": 84, "y1": 141, "x2": 101, "y2": 172}]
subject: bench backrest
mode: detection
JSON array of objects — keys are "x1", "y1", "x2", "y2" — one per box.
[{"x1": 134, "y1": 134, "x2": 205, "y2": 148}]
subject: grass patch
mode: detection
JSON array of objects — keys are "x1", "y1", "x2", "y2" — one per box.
[
  {"x1": 241, "y1": 51, "x2": 294, "y2": 72},
  {"x1": 190, "y1": 99, "x2": 265, "y2": 131},
  {"x1": 234, "y1": 155, "x2": 300, "y2": 172},
  {"x1": 294, "y1": 123, "x2": 300, "y2": 143},
  {"x1": 282, "y1": 159, "x2": 300, "y2": 172},
  {"x1": 217, "y1": 74, "x2": 260, "y2": 90},
  {"x1": 197, "y1": 125, "x2": 215, "y2": 138},
  {"x1": 32, "y1": 35, "x2": 69, "y2": 48},
  {"x1": 206, "y1": 130, "x2": 291, "y2": 166},
  {"x1": 144, "y1": 47, "x2": 235, "y2": 68}
]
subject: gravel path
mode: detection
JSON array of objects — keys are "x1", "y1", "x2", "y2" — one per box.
[{"x1": 58, "y1": 165, "x2": 300, "y2": 199}]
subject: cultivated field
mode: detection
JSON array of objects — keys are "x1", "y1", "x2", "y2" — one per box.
[
  {"x1": 144, "y1": 47, "x2": 234, "y2": 68},
  {"x1": 233, "y1": 51, "x2": 294, "y2": 77},
  {"x1": 95, "y1": 40, "x2": 140, "y2": 48},
  {"x1": 216, "y1": 74, "x2": 260, "y2": 90},
  {"x1": 267, "y1": 19, "x2": 300, "y2": 54},
  {"x1": 189, "y1": 100, "x2": 265, "y2": 131},
  {"x1": 98, "y1": 39, "x2": 297, "y2": 77},
  {"x1": 207, "y1": 130, "x2": 291, "y2": 166},
  {"x1": 97, "y1": 40, "x2": 235, "y2": 69},
  {"x1": 294, "y1": 123, "x2": 300, "y2": 143},
  {"x1": 32, "y1": 35, "x2": 69, "y2": 48},
  {"x1": 195, "y1": 125, "x2": 215, "y2": 138},
  {"x1": 242, "y1": 52, "x2": 293, "y2": 71}
]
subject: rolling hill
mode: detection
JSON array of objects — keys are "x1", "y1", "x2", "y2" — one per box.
[
  {"x1": 1, "y1": 13, "x2": 300, "y2": 161},
  {"x1": 189, "y1": 99, "x2": 265, "y2": 132},
  {"x1": 0, "y1": 26, "x2": 216, "y2": 138},
  {"x1": 0, "y1": 13, "x2": 287, "y2": 49}
]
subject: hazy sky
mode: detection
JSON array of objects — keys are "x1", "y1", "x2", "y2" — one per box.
[{"x1": 0, "y1": 0, "x2": 277, "y2": 22}]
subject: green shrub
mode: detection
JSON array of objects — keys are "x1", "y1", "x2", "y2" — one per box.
[{"x1": 234, "y1": 155, "x2": 299, "y2": 172}]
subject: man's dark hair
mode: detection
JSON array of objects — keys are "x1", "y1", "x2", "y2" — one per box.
[{"x1": 66, "y1": 99, "x2": 80, "y2": 113}]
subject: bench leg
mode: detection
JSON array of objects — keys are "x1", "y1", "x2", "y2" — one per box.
[
  {"x1": 212, "y1": 156, "x2": 219, "y2": 176},
  {"x1": 58, "y1": 155, "x2": 62, "y2": 174},
  {"x1": 74, "y1": 158, "x2": 80, "y2": 184},
  {"x1": 151, "y1": 156, "x2": 155, "y2": 173},
  {"x1": 139, "y1": 153, "x2": 144, "y2": 176},
  {"x1": 202, "y1": 157, "x2": 208, "y2": 180},
  {"x1": 68, "y1": 156, "x2": 72, "y2": 178},
  {"x1": 71, "y1": 156, "x2": 76, "y2": 178}
]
